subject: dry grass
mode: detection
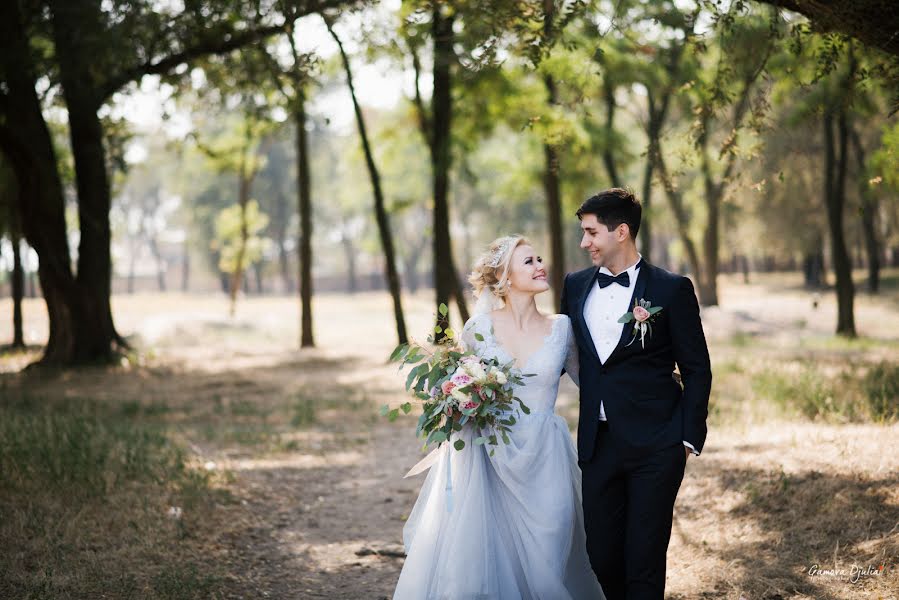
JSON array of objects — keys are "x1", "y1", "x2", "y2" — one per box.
[{"x1": 0, "y1": 268, "x2": 897, "y2": 598}]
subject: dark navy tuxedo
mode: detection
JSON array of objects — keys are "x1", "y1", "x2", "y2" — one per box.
[{"x1": 560, "y1": 259, "x2": 712, "y2": 600}]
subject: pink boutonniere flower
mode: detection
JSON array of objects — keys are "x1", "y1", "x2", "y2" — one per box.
[{"x1": 618, "y1": 298, "x2": 663, "y2": 348}]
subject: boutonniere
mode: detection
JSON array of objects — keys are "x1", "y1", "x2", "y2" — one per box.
[{"x1": 618, "y1": 298, "x2": 663, "y2": 348}]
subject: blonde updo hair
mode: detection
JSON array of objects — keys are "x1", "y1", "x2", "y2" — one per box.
[{"x1": 468, "y1": 235, "x2": 531, "y2": 300}]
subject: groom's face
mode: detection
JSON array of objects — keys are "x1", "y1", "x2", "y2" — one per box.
[{"x1": 579, "y1": 214, "x2": 622, "y2": 268}]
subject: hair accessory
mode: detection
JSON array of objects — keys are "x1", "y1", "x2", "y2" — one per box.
[{"x1": 486, "y1": 237, "x2": 516, "y2": 268}]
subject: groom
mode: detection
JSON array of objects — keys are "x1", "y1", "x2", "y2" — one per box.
[{"x1": 560, "y1": 188, "x2": 712, "y2": 600}]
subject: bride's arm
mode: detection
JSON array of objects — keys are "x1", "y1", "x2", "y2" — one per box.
[{"x1": 563, "y1": 318, "x2": 580, "y2": 388}]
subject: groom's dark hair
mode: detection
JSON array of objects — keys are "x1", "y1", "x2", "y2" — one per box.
[{"x1": 576, "y1": 188, "x2": 641, "y2": 240}]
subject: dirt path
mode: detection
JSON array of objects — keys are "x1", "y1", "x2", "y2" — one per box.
[{"x1": 2, "y1": 284, "x2": 897, "y2": 599}]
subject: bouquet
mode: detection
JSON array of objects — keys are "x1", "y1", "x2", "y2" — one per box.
[{"x1": 382, "y1": 304, "x2": 532, "y2": 454}]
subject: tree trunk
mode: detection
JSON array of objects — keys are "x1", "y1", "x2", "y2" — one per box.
[
  {"x1": 274, "y1": 190, "x2": 294, "y2": 294},
  {"x1": 296, "y1": 89, "x2": 315, "y2": 347},
  {"x1": 431, "y1": 6, "x2": 464, "y2": 338},
  {"x1": 181, "y1": 238, "x2": 190, "y2": 292},
  {"x1": 823, "y1": 109, "x2": 856, "y2": 336},
  {"x1": 803, "y1": 241, "x2": 826, "y2": 289},
  {"x1": 148, "y1": 237, "x2": 166, "y2": 292},
  {"x1": 342, "y1": 234, "x2": 358, "y2": 293},
  {"x1": 11, "y1": 235, "x2": 25, "y2": 348},
  {"x1": 254, "y1": 261, "x2": 263, "y2": 294},
  {"x1": 542, "y1": 1, "x2": 564, "y2": 308},
  {"x1": 329, "y1": 21, "x2": 408, "y2": 345},
  {"x1": 641, "y1": 88, "x2": 671, "y2": 265},
  {"x1": 543, "y1": 76, "x2": 564, "y2": 310},
  {"x1": 653, "y1": 145, "x2": 702, "y2": 281},
  {"x1": 640, "y1": 151, "x2": 654, "y2": 262},
  {"x1": 0, "y1": 0, "x2": 80, "y2": 365},
  {"x1": 228, "y1": 164, "x2": 250, "y2": 317},
  {"x1": 601, "y1": 80, "x2": 621, "y2": 187},
  {"x1": 50, "y1": 0, "x2": 125, "y2": 361},
  {"x1": 848, "y1": 124, "x2": 880, "y2": 294},
  {"x1": 700, "y1": 180, "x2": 721, "y2": 306}
]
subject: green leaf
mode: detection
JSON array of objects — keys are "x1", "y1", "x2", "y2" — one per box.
[
  {"x1": 434, "y1": 325, "x2": 443, "y2": 334},
  {"x1": 453, "y1": 439, "x2": 465, "y2": 451},
  {"x1": 649, "y1": 306, "x2": 663, "y2": 315},
  {"x1": 404, "y1": 349, "x2": 422, "y2": 364},
  {"x1": 439, "y1": 303, "x2": 449, "y2": 316},
  {"x1": 429, "y1": 430, "x2": 447, "y2": 445},
  {"x1": 444, "y1": 328, "x2": 455, "y2": 339},
  {"x1": 618, "y1": 312, "x2": 634, "y2": 324},
  {"x1": 389, "y1": 344, "x2": 409, "y2": 362},
  {"x1": 406, "y1": 363, "x2": 428, "y2": 391},
  {"x1": 474, "y1": 332, "x2": 485, "y2": 341},
  {"x1": 474, "y1": 436, "x2": 489, "y2": 445},
  {"x1": 400, "y1": 402, "x2": 412, "y2": 414},
  {"x1": 379, "y1": 404, "x2": 390, "y2": 417},
  {"x1": 388, "y1": 408, "x2": 400, "y2": 422}
]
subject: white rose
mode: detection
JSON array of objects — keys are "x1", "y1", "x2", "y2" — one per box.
[
  {"x1": 451, "y1": 387, "x2": 470, "y2": 404},
  {"x1": 464, "y1": 362, "x2": 487, "y2": 382},
  {"x1": 494, "y1": 370, "x2": 507, "y2": 385}
]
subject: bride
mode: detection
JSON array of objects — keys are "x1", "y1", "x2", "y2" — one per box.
[{"x1": 393, "y1": 235, "x2": 605, "y2": 600}]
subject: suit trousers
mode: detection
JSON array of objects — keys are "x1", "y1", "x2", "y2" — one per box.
[{"x1": 579, "y1": 421, "x2": 687, "y2": 600}]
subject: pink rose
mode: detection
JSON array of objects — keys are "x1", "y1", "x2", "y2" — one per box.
[
  {"x1": 441, "y1": 380, "x2": 456, "y2": 395},
  {"x1": 633, "y1": 306, "x2": 651, "y2": 322},
  {"x1": 451, "y1": 372, "x2": 474, "y2": 387},
  {"x1": 460, "y1": 399, "x2": 480, "y2": 411}
]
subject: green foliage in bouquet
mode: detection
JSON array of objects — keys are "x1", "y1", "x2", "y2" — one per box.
[{"x1": 381, "y1": 304, "x2": 532, "y2": 454}]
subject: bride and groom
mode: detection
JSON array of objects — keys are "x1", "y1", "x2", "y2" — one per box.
[{"x1": 394, "y1": 188, "x2": 713, "y2": 599}]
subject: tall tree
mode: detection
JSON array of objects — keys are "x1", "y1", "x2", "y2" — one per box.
[
  {"x1": 822, "y1": 45, "x2": 858, "y2": 336},
  {"x1": 1, "y1": 0, "x2": 355, "y2": 364},
  {"x1": 327, "y1": 16, "x2": 408, "y2": 345},
  {"x1": 541, "y1": 0, "x2": 565, "y2": 307},
  {"x1": 404, "y1": 5, "x2": 470, "y2": 339}
]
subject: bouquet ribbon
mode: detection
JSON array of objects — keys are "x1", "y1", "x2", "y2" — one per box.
[{"x1": 403, "y1": 441, "x2": 454, "y2": 513}]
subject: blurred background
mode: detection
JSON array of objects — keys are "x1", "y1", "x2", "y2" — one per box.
[{"x1": 1, "y1": 0, "x2": 897, "y2": 598}]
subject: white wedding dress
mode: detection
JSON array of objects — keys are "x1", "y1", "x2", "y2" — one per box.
[{"x1": 394, "y1": 312, "x2": 605, "y2": 600}]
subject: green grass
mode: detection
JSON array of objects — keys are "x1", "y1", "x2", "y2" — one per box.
[
  {"x1": 0, "y1": 396, "x2": 226, "y2": 599},
  {"x1": 748, "y1": 360, "x2": 899, "y2": 422}
]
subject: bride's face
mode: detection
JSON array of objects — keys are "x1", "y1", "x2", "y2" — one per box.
[{"x1": 505, "y1": 244, "x2": 550, "y2": 295}]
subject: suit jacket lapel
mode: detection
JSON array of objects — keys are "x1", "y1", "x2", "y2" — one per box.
[
  {"x1": 605, "y1": 260, "x2": 651, "y2": 366},
  {"x1": 576, "y1": 268, "x2": 602, "y2": 364}
]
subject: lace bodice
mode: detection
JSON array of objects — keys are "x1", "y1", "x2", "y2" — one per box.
[{"x1": 460, "y1": 312, "x2": 580, "y2": 415}]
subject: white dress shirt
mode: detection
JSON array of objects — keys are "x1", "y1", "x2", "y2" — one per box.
[
  {"x1": 583, "y1": 254, "x2": 643, "y2": 420},
  {"x1": 582, "y1": 254, "x2": 697, "y2": 455}
]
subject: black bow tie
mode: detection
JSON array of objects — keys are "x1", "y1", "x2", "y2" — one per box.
[{"x1": 596, "y1": 271, "x2": 630, "y2": 288}]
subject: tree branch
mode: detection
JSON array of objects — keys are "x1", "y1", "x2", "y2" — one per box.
[
  {"x1": 99, "y1": 0, "x2": 355, "y2": 102},
  {"x1": 408, "y1": 41, "x2": 433, "y2": 153}
]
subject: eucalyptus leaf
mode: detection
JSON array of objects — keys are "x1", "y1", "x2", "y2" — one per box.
[
  {"x1": 389, "y1": 344, "x2": 409, "y2": 362},
  {"x1": 453, "y1": 439, "x2": 465, "y2": 451}
]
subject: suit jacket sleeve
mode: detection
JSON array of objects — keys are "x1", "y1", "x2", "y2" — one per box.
[{"x1": 670, "y1": 276, "x2": 712, "y2": 454}]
